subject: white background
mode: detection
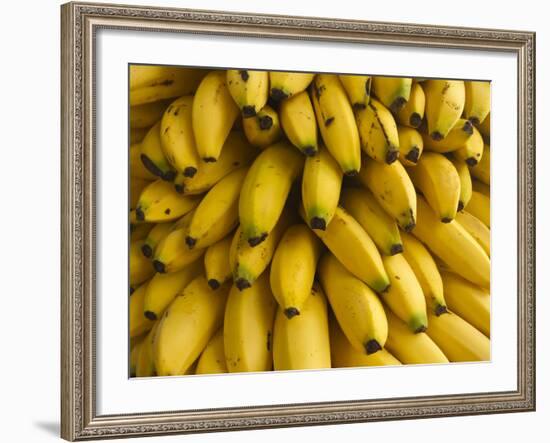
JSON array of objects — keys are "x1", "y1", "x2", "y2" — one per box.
[{"x1": 0, "y1": 0, "x2": 545, "y2": 442}]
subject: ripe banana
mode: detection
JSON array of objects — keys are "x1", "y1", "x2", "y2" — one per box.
[
  {"x1": 396, "y1": 81, "x2": 425, "y2": 128},
  {"x1": 129, "y1": 281, "x2": 154, "y2": 338},
  {"x1": 358, "y1": 155, "x2": 417, "y2": 231},
  {"x1": 279, "y1": 91, "x2": 318, "y2": 156},
  {"x1": 143, "y1": 258, "x2": 203, "y2": 320},
  {"x1": 224, "y1": 272, "x2": 277, "y2": 373},
  {"x1": 338, "y1": 74, "x2": 372, "y2": 110},
  {"x1": 239, "y1": 141, "x2": 304, "y2": 247},
  {"x1": 422, "y1": 118, "x2": 473, "y2": 153},
  {"x1": 269, "y1": 71, "x2": 315, "y2": 101},
  {"x1": 204, "y1": 236, "x2": 233, "y2": 290},
  {"x1": 155, "y1": 276, "x2": 230, "y2": 376},
  {"x1": 455, "y1": 211, "x2": 490, "y2": 256},
  {"x1": 136, "y1": 321, "x2": 159, "y2": 377},
  {"x1": 141, "y1": 221, "x2": 174, "y2": 258},
  {"x1": 381, "y1": 254, "x2": 428, "y2": 333},
  {"x1": 453, "y1": 126, "x2": 484, "y2": 166},
  {"x1": 372, "y1": 76, "x2": 412, "y2": 112},
  {"x1": 273, "y1": 283, "x2": 331, "y2": 370},
  {"x1": 397, "y1": 126, "x2": 423, "y2": 166},
  {"x1": 449, "y1": 156, "x2": 472, "y2": 211},
  {"x1": 242, "y1": 105, "x2": 282, "y2": 148},
  {"x1": 469, "y1": 143, "x2": 490, "y2": 185},
  {"x1": 185, "y1": 167, "x2": 247, "y2": 249},
  {"x1": 270, "y1": 224, "x2": 323, "y2": 318},
  {"x1": 130, "y1": 99, "x2": 170, "y2": 129},
  {"x1": 173, "y1": 132, "x2": 255, "y2": 194},
  {"x1": 318, "y1": 253, "x2": 388, "y2": 354},
  {"x1": 130, "y1": 65, "x2": 185, "y2": 90},
  {"x1": 384, "y1": 308, "x2": 448, "y2": 364},
  {"x1": 463, "y1": 81, "x2": 491, "y2": 125},
  {"x1": 140, "y1": 122, "x2": 176, "y2": 181},
  {"x1": 477, "y1": 112, "x2": 490, "y2": 141},
  {"x1": 441, "y1": 271, "x2": 490, "y2": 337},
  {"x1": 311, "y1": 74, "x2": 361, "y2": 174},
  {"x1": 195, "y1": 328, "x2": 228, "y2": 375},
  {"x1": 408, "y1": 152, "x2": 461, "y2": 222},
  {"x1": 135, "y1": 180, "x2": 200, "y2": 223},
  {"x1": 423, "y1": 79, "x2": 465, "y2": 140},
  {"x1": 192, "y1": 71, "x2": 240, "y2": 162},
  {"x1": 130, "y1": 143, "x2": 157, "y2": 180},
  {"x1": 400, "y1": 231, "x2": 447, "y2": 315},
  {"x1": 226, "y1": 69, "x2": 269, "y2": 117},
  {"x1": 307, "y1": 206, "x2": 390, "y2": 292},
  {"x1": 465, "y1": 191, "x2": 490, "y2": 228},
  {"x1": 426, "y1": 311, "x2": 490, "y2": 362},
  {"x1": 472, "y1": 179, "x2": 490, "y2": 197},
  {"x1": 413, "y1": 196, "x2": 490, "y2": 288},
  {"x1": 130, "y1": 240, "x2": 155, "y2": 288},
  {"x1": 301, "y1": 146, "x2": 343, "y2": 230},
  {"x1": 340, "y1": 187, "x2": 403, "y2": 256},
  {"x1": 130, "y1": 177, "x2": 151, "y2": 210}
]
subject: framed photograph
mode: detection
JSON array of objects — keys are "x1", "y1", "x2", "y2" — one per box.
[{"x1": 61, "y1": 1, "x2": 535, "y2": 441}]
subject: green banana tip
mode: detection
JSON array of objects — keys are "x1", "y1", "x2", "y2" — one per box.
[
  {"x1": 284, "y1": 307, "x2": 300, "y2": 319},
  {"x1": 409, "y1": 314, "x2": 429, "y2": 334},
  {"x1": 365, "y1": 339, "x2": 382, "y2": 355},
  {"x1": 144, "y1": 310, "x2": 157, "y2": 321}
]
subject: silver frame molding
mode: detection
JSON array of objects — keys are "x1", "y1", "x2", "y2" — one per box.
[{"x1": 61, "y1": 2, "x2": 536, "y2": 440}]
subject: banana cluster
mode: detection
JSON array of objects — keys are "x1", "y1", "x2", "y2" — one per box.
[{"x1": 129, "y1": 65, "x2": 491, "y2": 377}]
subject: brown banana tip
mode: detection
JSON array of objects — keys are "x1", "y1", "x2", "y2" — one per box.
[
  {"x1": 239, "y1": 70, "x2": 249, "y2": 81},
  {"x1": 405, "y1": 147, "x2": 420, "y2": 163},
  {"x1": 135, "y1": 207, "x2": 145, "y2": 222},
  {"x1": 414, "y1": 325, "x2": 428, "y2": 333},
  {"x1": 457, "y1": 201, "x2": 465, "y2": 212},
  {"x1": 385, "y1": 149, "x2": 399, "y2": 164},
  {"x1": 344, "y1": 169, "x2": 359, "y2": 177},
  {"x1": 207, "y1": 279, "x2": 221, "y2": 290},
  {"x1": 390, "y1": 96, "x2": 407, "y2": 113},
  {"x1": 365, "y1": 339, "x2": 382, "y2": 355},
  {"x1": 303, "y1": 146, "x2": 317, "y2": 157},
  {"x1": 153, "y1": 260, "x2": 166, "y2": 274},
  {"x1": 203, "y1": 157, "x2": 217, "y2": 163},
  {"x1": 183, "y1": 167, "x2": 197, "y2": 178},
  {"x1": 270, "y1": 88, "x2": 288, "y2": 102},
  {"x1": 235, "y1": 278, "x2": 251, "y2": 291},
  {"x1": 258, "y1": 115, "x2": 273, "y2": 130},
  {"x1": 465, "y1": 157, "x2": 478, "y2": 167},
  {"x1": 441, "y1": 217, "x2": 453, "y2": 223},
  {"x1": 185, "y1": 236, "x2": 197, "y2": 249},
  {"x1": 430, "y1": 131, "x2": 444, "y2": 141},
  {"x1": 141, "y1": 244, "x2": 153, "y2": 258},
  {"x1": 284, "y1": 307, "x2": 300, "y2": 319},
  {"x1": 242, "y1": 105, "x2": 257, "y2": 118},
  {"x1": 140, "y1": 154, "x2": 164, "y2": 178},
  {"x1": 174, "y1": 183, "x2": 184, "y2": 194},
  {"x1": 247, "y1": 233, "x2": 268, "y2": 247},
  {"x1": 144, "y1": 311, "x2": 157, "y2": 321},
  {"x1": 163, "y1": 170, "x2": 176, "y2": 182},
  {"x1": 468, "y1": 116, "x2": 480, "y2": 125},
  {"x1": 390, "y1": 244, "x2": 404, "y2": 255},
  {"x1": 409, "y1": 113, "x2": 422, "y2": 128},
  {"x1": 310, "y1": 216, "x2": 327, "y2": 230},
  {"x1": 462, "y1": 120, "x2": 474, "y2": 135},
  {"x1": 403, "y1": 220, "x2": 416, "y2": 232},
  {"x1": 435, "y1": 305, "x2": 449, "y2": 316}
]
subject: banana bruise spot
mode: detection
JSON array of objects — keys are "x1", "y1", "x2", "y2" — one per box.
[
  {"x1": 140, "y1": 154, "x2": 165, "y2": 179},
  {"x1": 164, "y1": 208, "x2": 171, "y2": 215},
  {"x1": 310, "y1": 216, "x2": 327, "y2": 231},
  {"x1": 435, "y1": 305, "x2": 448, "y2": 316},
  {"x1": 235, "y1": 278, "x2": 252, "y2": 291},
  {"x1": 135, "y1": 207, "x2": 145, "y2": 222},
  {"x1": 185, "y1": 236, "x2": 197, "y2": 249},
  {"x1": 385, "y1": 149, "x2": 399, "y2": 164},
  {"x1": 465, "y1": 157, "x2": 478, "y2": 167},
  {"x1": 414, "y1": 325, "x2": 428, "y2": 333},
  {"x1": 284, "y1": 307, "x2": 300, "y2": 319},
  {"x1": 270, "y1": 88, "x2": 288, "y2": 103},
  {"x1": 242, "y1": 105, "x2": 256, "y2": 118},
  {"x1": 141, "y1": 243, "x2": 153, "y2": 258},
  {"x1": 389, "y1": 96, "x2": 407, "y2": 113},
  {"x1": 174, "y1": 183, "x2": 184, "y2": 194},
  {"x1": 405, "y1": 147, "x2": 420, "y2": 163},
  {"x1": 239, "y1": 70, "x2": 249, "y2": 81},
  {"x1": 457, "y1": 201, "x2": 465, "y2": 212},
  {"x1": 258, "y1": 115, "x2": 273, "y2": 130},
  {"x1": 153, "y1": 260, "x2": 166, "y2": 274},
  {"x1": 303, "y1": 146, "x2": 317, "y2": 157},
  {"x1": 207, "y1": 279, "x2": 221, "y2": 290},
  {"x1": 409, "y1": 113, "x2": 422, "y2": 128},
  {"x1": 441, "y1": 217, "x2": 453, "y2": 223},
  {"x1": 324, "y1": 117, "x2": 335, "y2": 127},
  {"x1": 390, "y1": 243, "x2": 404, "y2": 255},
  {"x1": 247, "y1": 232, "x2": 268, "y2": 247},
  {"x1": 352, "y1": 103, "x2": 367, "y2": 111},
  {"x1": 365, "y1": 339, "x2": 382, "y2": 355},
  {"x1": 203, "y1": 157, "x2": 217, "y2": 163},
  {"x1": 183, "y1": 167, "x2": 197, "y2": 178},
  {"x1": 144, "y1": 310, "x2": 157, "y2": 321}
]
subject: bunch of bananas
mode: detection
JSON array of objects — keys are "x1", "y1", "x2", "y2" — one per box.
[{"x1": 129, "y1": 65, "x2": 491, "y2": 377}]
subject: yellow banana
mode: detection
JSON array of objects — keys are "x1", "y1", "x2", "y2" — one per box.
[
  {"x1": 340, "y1": 187, "x2": 403, "y2": 256},
  {"x1": 477, "y1": 112, "x2": 490, "y2": 141},
  {"x1": 130, "y1": 177, "x2": 151, "y2": 211},
  {"x1": 192, "y1": 71, "x2": 240, "y2": 162},
  {"x1": 472, "y1": 179, "x2": 490, "y2": 197},
  {"x1": 426, "y1": 311, "x2": 490, "y2": 362},
  {"x1": 465, "y1": 191, "x2": 490, "y2": 227},
  {"x1": 130, "y1": 65, "x2": 183, "y2": 90},
  {"x1": 155, "y1": 276, "x2": 230, "y2": 376},
  {"x1": 226, "y1": 69, "x2": 269, "y2": 117},
  {"x1": 270, "y1": 224, "x2": 323, "y2": 318},
  {"x1": 397, "y1": 81, "x2": 425, "y2": 128},
  {"x1": 130, "y1": 335, "x2": 144, "y2": 376},
  {"x1": 469, "y1": 144, "x2": 490, "y2": 185},
  {"x1": 141, "y1": 220, "x2": 176, "y2": 258},
  {"x1": 239, "y1": 141, "x2": 304, "y2": 246},
  {"x1": 135, "y1": 179, "x2": 200, "y2": 223},
  {"x1": 301, "y1": 146, "x2": 343, "y2": 230},
  {"x1": 318, "y1": 253, "x2": 388, "y2": 354},
  {"x1": 130, "y1": 240, "x2": 155, "y2": 288},
  {"x1": 140, "y1": 122, "x2": 176, "y2": 181},
  {"x1": 453, "y1": 126, "x2": 484, "y2": 166},
  {"x1": 422, "y1": 118, "x2": 473, "y2": 153},
  {"x1": 455, "y1": 211, "x2": 490, "y2": 256},
  {"x1": 329, "y1": 318, "x2": 401, "y2": 368},
  {"x1": 384, "y1": 308, "x2": 448, "y2": 364},
  {"x1": 408, "y1": 152, "x2": 461, "y2": 222},
  {"x1": 195, "y1": 328, "x2": 228, "y2": 375},
  {"x1": 269, "y1": 71, "x2": 315, "y2": 101},
  {"x1": 230, "y1": 208, "x2": 295, "y2": 290},
  {"x1": 441, "y1": 271, "x2": 490, "y2": 337},
  {"x1": 311, "y1": 74, "x2": 361, "y2": 174},
  {"x1": 130, "y1": 143, "x2": 157, "y2": 180},
  {"x1": 279, "y1": 91, "x2": 318, "y2": 156},
  {"x1": 136, "y1": 321, "x2": 159, "y2": 377},
  {"x1": 173, "y1": 132, "x2": 255, "y2": 194},
  {"x1": 356, "y1": 98, "x2": 400, "y2": 164},
  {"x1": 338, "y1": 74, "x2": 372, "y2": 110},
  {"x1": 381, "y1": 254, "x2": 428, "y2": 333},
  {"x1": 413, "y1": 196, "x2": 490, "y2": 288},
  {"x1": 143, "y1": 258, "x2": 203, "y2": 320},
  {"x1": 130, "y1": 99, "x2": 170, "y2": 129},
  {"x1": 449, "y1": 156, "x2": 472, "y2": 211},
  {"x1": 464, "y1": 81, "x2": 491, "y2": 125},
  {"x1": 130, "y1": 127, "x2": 149, "y2": 145},
  {"x1": 372, "y1": 76, "x2": 412, "y2": 112},
  {"x1": 273, "y1": 283, "x2": 331, "y2": 370},
  {"x1": 397, "y1": 126, "x2": 423, "y2": 166},
  {"x1": 423, "y1": 79, "x2": 465, "y2": 140},
  {"x1": 242, "y1": 105, "x2": 283, "y2": 148},
  {"x1": 306, "y1": 206, "x2": 389, "y2": 292},
  {"x1": 129, "y1": 281, "x2": 154, "y2": 338},
  {"x1": 185, "y1": 167, "x2": 247, "y2": 249},
  {"x1": 358, "y1": 156, "x2": 417, "y2": 231},
  {"x1": 224, "y1": 272, "x2": 277, "y2": 373},
  {"x1": 400, "y1": 231, "x2": 447, "y2": 315},
  {"x1": 204, "y1": 236, "x2": 233, "y2": 290}
]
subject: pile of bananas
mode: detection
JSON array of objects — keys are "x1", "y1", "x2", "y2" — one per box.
[{"x1": 129, "y1": 66, "x2": 491, "y2": 377}]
